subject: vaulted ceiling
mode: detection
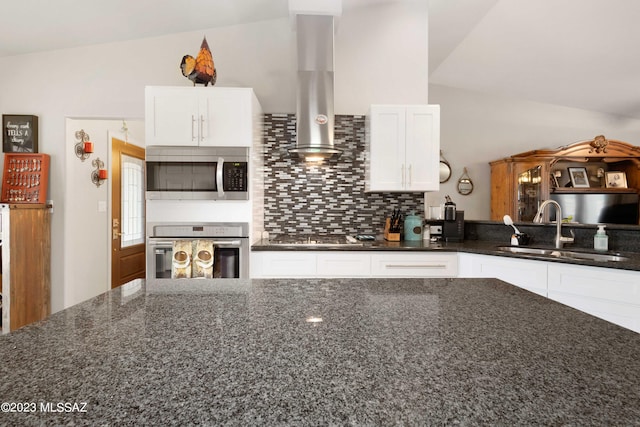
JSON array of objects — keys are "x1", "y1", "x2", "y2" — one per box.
[{"x1": 2, "y1": 0, "x2": 639, "y2": 119}]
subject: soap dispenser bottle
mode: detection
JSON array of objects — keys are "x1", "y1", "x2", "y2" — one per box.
[{"x1": 594, "y1": 225, "x2": 608, "y2": 251}]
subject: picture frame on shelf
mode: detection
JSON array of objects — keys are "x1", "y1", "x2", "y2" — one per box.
[
  {"x1": 568, "y1": 167, "x2": 590, "y2": 188},
  {"x1": 550, "y1": 172, "x2": 560, "y2": 189},
  {"x1": 2, "y1": 114, "x2": 38, "y2": 153},
  {"x1": 605, "y1": 171, "x2": 628, "y2": 188}
]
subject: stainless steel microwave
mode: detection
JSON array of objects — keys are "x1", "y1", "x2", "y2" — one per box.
[{"x1": 145, "y1": 146, "x2": 249, "y2": 200}]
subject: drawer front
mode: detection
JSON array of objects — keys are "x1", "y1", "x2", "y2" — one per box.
[
  {"x1": 370, "y1": 253, "x2": 457, "y2": 277},
  {"x1": 317, "y1": 253, "x2": 371, "y2": 277},
  {"x1": 251, "y1": 252, "x2": 317, "y2": 278}
]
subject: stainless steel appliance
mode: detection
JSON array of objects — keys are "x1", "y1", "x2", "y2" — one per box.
[
  {"x1": 146, "y1": 222, "x2": 249, "y2": 279},
  {"x1": 550, "y1": 191, "x2": 639, "y2": 224},
  {"x1": 146, "y1": 146, "x2": 249, "y2": 200}
]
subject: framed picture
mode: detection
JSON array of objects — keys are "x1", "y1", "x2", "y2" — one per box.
[
  {"x1": 550, "y1": 172, "x2": 559, "y2": 188},
  {"x1": 2, "y1": 114, "x2": 38, "y2": 153},
  {"x1": 568, "y1": 167, "x2": 590, "y2": 188},
  {"x1": 605, "y1": 171, "x2": 627, "y2": 188}
]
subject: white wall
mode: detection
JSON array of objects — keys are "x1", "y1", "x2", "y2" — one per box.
[
  {"x1": 0, "y1": 4, "x2": 428, "y2": 312},
  {"x1": 427, "y1": 84, "x2": 640, "y2": 219},
  {"x1": 64, "y1": 119, "x2": 144, "y2": 308},
  {"x1": 336, "y1": 1, "x2": 429, "y2": 113}
]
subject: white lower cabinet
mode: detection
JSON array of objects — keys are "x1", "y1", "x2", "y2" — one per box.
[
  {"x1": 457, "y1": 253, "x2": 548, "y2": 296},
  {"x1": 251, "y1": 251, "x2": 457, "y2": 278},
  {"x1": 547, "y1": 263, "x2": 640, "y2": 333},
  {"x1": 317, "y1": 253, "x2": 371, "y2": 277},
  {"x1": 251, "y1": 252, "x2": 318, "y2": 278},
  {"x1": 370, "y1": 253, "x2": 457, "y2": 277},
  {"x1": 251, "y1": 251, "x2": 371, "y2": 278}
]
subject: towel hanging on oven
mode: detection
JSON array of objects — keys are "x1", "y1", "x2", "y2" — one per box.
[
  {"x1": 171, "y1": 240, "x2": 193, "y2": 279},
  {"x1": 192, "y1": 240, "x2": 215, "y2": 279}
]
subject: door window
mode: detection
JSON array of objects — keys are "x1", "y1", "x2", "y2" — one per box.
[{"x1": 121, "y1": 154, "x2": 144, "y2": 248}]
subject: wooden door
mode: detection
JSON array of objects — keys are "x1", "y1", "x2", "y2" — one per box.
[{"x1": 111, "y1": 137, "x2": 146, "y2": 288}]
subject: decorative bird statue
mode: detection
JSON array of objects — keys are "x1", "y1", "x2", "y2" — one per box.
[{"x1": 180, "y1": 36, "x2": 217, "y2": 86}]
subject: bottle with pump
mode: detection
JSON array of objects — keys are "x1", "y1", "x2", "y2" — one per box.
[{"x1": 594, "y1": 225, "x2": 608, "y2": 252}]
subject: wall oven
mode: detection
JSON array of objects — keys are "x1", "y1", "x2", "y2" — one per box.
[
  {"x1": 146, "y1": 146, "x2": 249, "y2": 200},
  {"x1": 146, "y1": 222, "x2": 249, "y2": 280}
]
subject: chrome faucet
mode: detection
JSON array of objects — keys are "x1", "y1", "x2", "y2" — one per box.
[{"x1": 533, "y1": 200, "x2": 575, "y2": 248}]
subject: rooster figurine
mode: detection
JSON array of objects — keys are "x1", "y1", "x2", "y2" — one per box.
[{"x1": 180, "y1": 36, "x2": 217, "y2": 86}]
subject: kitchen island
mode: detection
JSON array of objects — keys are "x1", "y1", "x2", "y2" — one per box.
[{"x1": 1, "y1": 278, "x2": 639, "y2": 425}]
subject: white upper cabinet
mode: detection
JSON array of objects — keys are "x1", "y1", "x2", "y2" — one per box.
[
  {"x1": 365, "y1": 104, "x2": 440, "y2": 192},
  {"x1": 145, "y1": 86, "x2": 258, "y2": 147}
]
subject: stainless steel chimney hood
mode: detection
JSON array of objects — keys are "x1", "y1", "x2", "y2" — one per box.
[{"x1": 289, "y1": 13, "x2": 341, "y2": 161}]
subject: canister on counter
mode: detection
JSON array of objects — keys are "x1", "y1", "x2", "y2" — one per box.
[{"x1": 403, "y1": 211, "x2": 423, "y2": 241}]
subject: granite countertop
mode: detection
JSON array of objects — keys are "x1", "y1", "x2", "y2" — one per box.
[
  {"x1": 252, "y1": 238, "x2": 640, "y2": 272},
  {"x1": 1, "y1": 278, "x2": 640, "y2": 425}
]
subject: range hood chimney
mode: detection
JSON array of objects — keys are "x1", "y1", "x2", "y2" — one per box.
[{"x1": 289, "y1": 2, "x2": 341, "y2": 161}]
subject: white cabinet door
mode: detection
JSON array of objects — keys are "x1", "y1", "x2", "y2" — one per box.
[
  {"x1": 145, "y1": 86, "x2": 200, "y2": 146},
  {"x1": 366, "y1": 105, "x2": 440, "y2": 192},
  {"x1": 548, "y1": 263, "x2": 640, "y2": 333},
  {"x1": 317, "y1": 253, "x2": 371, "y2": 277},
  {"x1": 370, "y1": 253, "x2": 457, "y2": 277},
  {"x1": 251, "y1": 252, "x2": 317, "y2": 278},
  {"x1": 458, "y1": 253, "x2": 548, "y2": 296},
  {"x1": 203, "y1": 88, "x2": 254, "y2": 147},
  {"x1": 366, "y1": 106, "x2": 406, "y2": 191},
  {"x1": 405, "y1": 106, "x2": 440, "y2": 191}
]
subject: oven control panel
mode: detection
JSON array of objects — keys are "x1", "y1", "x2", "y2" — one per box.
[
  {"x1": 223, "y1": 162, "x2": 248, "y2": 192},
  {"x1": 148, "y1": 222, "x2": 249, "y2": 238}
]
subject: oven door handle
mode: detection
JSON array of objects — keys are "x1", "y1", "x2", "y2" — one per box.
[
  {"x1": 217, "y1": 157, "x2": 225, "y2": 199},
  {"x1": 148, "y1": 239, "x2": 243, "y2": 246},
  {"x1": 211, "y1": 240, "x2": 242, "y2": 246},
  {"x1": 147, "y1": 240, "x2": 175, "y2": 247}
]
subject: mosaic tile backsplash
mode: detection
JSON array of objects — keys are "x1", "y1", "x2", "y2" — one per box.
[{"x1": 262, "y1": 114, "x2": 425, "y2": 236}]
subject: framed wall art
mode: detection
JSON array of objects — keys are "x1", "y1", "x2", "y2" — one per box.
[
  {"x1": 2, "y1": 114, "x2": 38, "y2": 153},
  {"x1": 568, "y1": 167, "x2": 590, "y2": 188},
  {"x1": 605, "y1": 171, "x2": 627, "y2": 188}
]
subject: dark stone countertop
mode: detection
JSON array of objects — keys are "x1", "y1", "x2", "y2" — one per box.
[
  {"x1": 253, "y1": 220, "x2": 640, "y2": 272},
  {"x1": 252, "y1": 238, "x2": 640, "y2": 272},
  {"x1": 1, "y1": 278, "x2": 640, "y2": 425}
]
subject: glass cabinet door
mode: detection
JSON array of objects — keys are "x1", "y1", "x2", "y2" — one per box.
[{"x1": 517, "y1": 166, "x2": 542, "y2": 221}]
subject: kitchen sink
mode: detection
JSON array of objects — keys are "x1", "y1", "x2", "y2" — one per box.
[{"x1": 496, "y1": 246, "x2": 629, "y2": 262}]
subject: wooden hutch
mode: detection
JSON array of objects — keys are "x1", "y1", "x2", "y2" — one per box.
[
  {"x1": 490, "y1": 136, "x2": 640, "y2": 223},
  {"x1": 1, "y1": 153, "x2": 51, "y2": 333}
]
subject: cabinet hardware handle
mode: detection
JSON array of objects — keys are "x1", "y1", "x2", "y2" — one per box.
[
  {"x1": 385, "y1": 264, "x2": 447, "y2": 269},
  {"x1": 200, "y1": 115, "x2": 205, "y2": 142},
  {"x1": 191, "y1": 115, "x2": 197, "y2": 141}
]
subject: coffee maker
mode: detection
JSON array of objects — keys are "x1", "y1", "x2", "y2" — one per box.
[{"x1": 442, "y1": 196, "x2": 464, "y2": 242}]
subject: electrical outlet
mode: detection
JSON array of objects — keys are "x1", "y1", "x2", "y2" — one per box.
[{"x1": 429, "y1": 225, "x2": 442, "y2": 235}]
